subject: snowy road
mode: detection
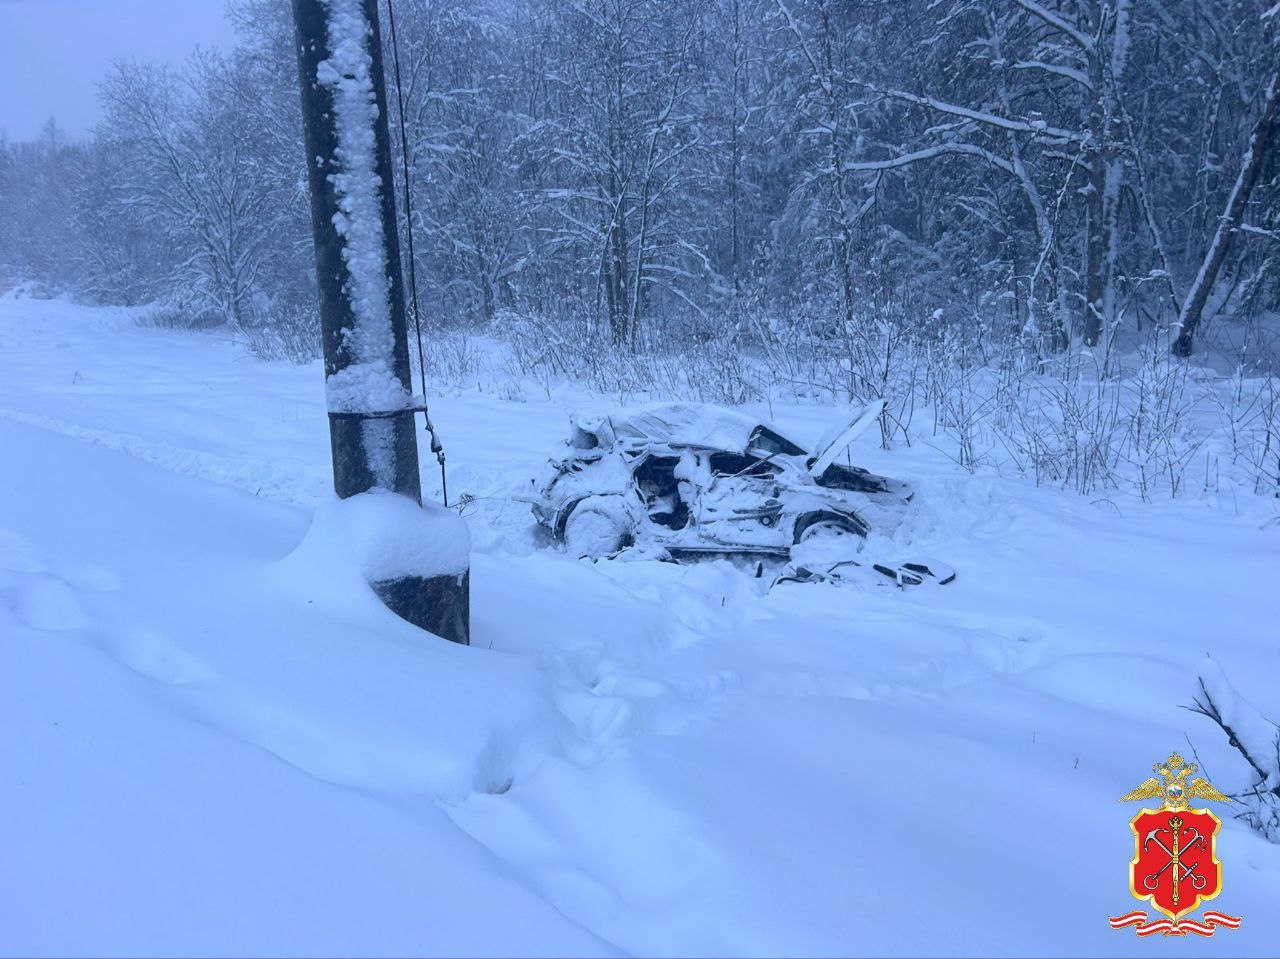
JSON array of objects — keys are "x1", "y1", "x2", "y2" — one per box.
[{"x1": 2, "y1": 297, "x2": 1279, "y2": 956}]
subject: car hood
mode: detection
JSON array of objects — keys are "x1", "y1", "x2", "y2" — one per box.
[{"x1": 807, "y1": 399, "x2": 885, "y2": 478}]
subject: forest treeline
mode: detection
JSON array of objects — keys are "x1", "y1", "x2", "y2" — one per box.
[{"x1": 1, "y1": 0, "x2": 1278, "y2": 362}]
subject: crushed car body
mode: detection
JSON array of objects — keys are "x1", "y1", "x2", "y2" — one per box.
[{"x1": 524, "y1": 400, "x2": 949, "y2": 586}]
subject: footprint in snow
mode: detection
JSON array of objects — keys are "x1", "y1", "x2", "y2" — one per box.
[
  {"x1": 0, "y1": 528, "x2": 120, "y2": 631},
  {"x1": 0, "y1": 528, "x2": 43, "y2": 574},
  {"x1": 100, "y1": 626, "x2": 213, "y2": 686},
  {"x1": 536, "y1": 865, "x2": 622, "y2": 923},
  {"x1": 964, "y1": 629, "x2": 1046, "y2": 675},
  {"x1": 558, "y1": 688, "x2": 640, "y2": 754},
  {"x1": 13, "y1": 574, "x2": 88, "y2": 631},
  {"x1": 63, "y1": 564, "x2": 122, "y2": 593}
]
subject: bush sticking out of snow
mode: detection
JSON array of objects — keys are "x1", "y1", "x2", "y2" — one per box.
[{"x1": 1192, "y1": 657, "x2": 1280, "y2": 842}]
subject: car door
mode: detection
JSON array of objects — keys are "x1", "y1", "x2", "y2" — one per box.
[{"x1": 693, "y1": 451, "x2": 788, "y2": 551}]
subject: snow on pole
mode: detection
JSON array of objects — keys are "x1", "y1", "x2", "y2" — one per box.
[
  {"x1": 292, "y1": 0, "x2": 470, "y2": 644},
  {"x1": 317, "y1": 0, "x2": 407, "y2": 489},
  {"x1": 315, "y1": 1, "x2": 404, "y2": 409},
  {"x1": 294, "y1": 0, "x2": 418, "y2": 499}
]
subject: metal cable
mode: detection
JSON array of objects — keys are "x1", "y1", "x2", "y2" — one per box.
[{"x1": 384, "y1": 0, "x2": 448, "y2": 506}]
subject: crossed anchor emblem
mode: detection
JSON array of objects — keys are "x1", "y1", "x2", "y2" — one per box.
[{"x1": 1141, "y1": 816, "x2": 1209, "y2": 907}]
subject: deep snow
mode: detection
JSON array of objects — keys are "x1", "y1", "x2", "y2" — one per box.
[{"x1": 1, "y1": 296, "x2": 1278, "y2": 956}]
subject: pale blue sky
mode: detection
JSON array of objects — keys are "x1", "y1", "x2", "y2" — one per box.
[{"x1": 0, "y1": 0, "x2": 237, "y2": 141}]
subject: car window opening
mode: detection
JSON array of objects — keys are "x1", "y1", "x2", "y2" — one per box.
[
  {"x1": 709, "y1": 451, "x2": 780, "y2": 478},
  {"x1": 634, "y1": 455, "x2": 690, "y2": 530},
  {"x1": 747, "y1": 427, "x2": 806, "y2": 458}
]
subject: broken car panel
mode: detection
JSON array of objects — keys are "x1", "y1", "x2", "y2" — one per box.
[{"x1": 526, "y1": 401, "x2": 947, "y2": 590}]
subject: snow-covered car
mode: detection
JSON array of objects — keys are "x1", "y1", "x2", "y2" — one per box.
[{"x1": 527, "y1": 400, "x2": 920, "y2": 567}]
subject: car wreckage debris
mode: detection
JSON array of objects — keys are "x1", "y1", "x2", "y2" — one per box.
[
  {"x1": 773, "y1": 558, "x2": 956, "y2": 590},
  {"x1": 524, "y1": 400, "x2": 956, "y2": 587}
]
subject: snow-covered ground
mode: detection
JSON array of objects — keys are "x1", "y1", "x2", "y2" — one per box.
[{"x1": 2, "y1": 295, "x2": 1278, "y2": 956}]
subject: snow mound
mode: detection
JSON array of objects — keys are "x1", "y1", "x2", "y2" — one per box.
[{"x1": 278, "y1": 489, "x2": 470, "y2": 590}]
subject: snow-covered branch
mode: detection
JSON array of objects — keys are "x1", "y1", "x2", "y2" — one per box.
[
  {"x1": 856, "y1": 81, "x2": 1086, "y2": 142},
  {"x1": 1011, "y1": 0, "x2": 1096, "y2": 52}
]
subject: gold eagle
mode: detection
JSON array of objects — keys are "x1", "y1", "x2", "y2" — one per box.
[{"x1": 1119, "y1": 752, "x2": 1232, "y2": 811}]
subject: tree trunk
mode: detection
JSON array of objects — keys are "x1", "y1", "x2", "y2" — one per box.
[
  {"x1": 1173, "y1": 66, "x2": 1280, "y2": 357},
  {"x1": 1082, "y1": 3, "x2": 1107, "y2": 348},
  {"x1": 729, "y1": 0, "x2": 743, "y2": 312}
]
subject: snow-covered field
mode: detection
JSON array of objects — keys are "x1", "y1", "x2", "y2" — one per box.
[{"x1": 2, "y1": 295, "x2": 1278, "y2": 956}]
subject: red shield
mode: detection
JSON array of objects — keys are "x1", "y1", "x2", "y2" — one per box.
[{"x1": 1128, "y1": 808, "x2": 1222, "y2": 920}]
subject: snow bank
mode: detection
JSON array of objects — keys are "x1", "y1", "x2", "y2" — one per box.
[
  {"x1": 0, "y1": 420, "x2": 600, "y2": 956},
  {"x1": 278, "y1": 490, "x2": 469, "y2": 594}
]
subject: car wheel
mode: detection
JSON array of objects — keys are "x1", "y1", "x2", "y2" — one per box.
[
  {"x1": 790, "y1": 514, "x2": 866, "y2": 571},
  {"x1": 794, "y1": 514, "x2": 866, "y2": 544},
  {"x1": 563, "y1": 496, "x2": 634, "y2": 558}
]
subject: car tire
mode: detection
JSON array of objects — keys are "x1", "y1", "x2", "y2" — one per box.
[
  {"x1": 793, "y1": 512, "x2": 867, "y2": 544},
  {"x1": 562, "y1": 496, "x2": 634, "y2": 558}
]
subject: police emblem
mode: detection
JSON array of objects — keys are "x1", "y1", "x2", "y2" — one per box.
[{"x1": 1108, "y1": 752, "x2": 1242, "y2": 937}]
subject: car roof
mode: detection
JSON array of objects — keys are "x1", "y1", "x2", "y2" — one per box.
[{"x1": 572, "y1": 402, "x2": 804, "y2": 455}]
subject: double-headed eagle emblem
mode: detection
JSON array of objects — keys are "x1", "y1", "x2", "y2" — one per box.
[
  {"x1": 1108, "y1": 751, "x2": 1241, "y2": 937},
  {"x1": 1118, "y1": 751, "x2": 1231, "y2": 812}
]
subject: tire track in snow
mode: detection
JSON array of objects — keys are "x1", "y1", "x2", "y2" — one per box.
[{"x1": 0, "y1": 406, "x2": 330, "y2": 506}]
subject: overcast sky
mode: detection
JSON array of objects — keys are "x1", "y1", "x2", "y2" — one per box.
[{"x1": 0, "y1": 0, "x2": 238, "y2": 142}]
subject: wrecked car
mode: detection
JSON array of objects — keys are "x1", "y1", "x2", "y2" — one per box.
[{"x1": 526, "y1": 400, "x2": 949, "y2": 586}]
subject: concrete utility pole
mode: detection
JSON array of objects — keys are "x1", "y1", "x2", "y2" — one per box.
[{"x1": 292, "y1": 0, "x2": 469, "y2": 644}]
